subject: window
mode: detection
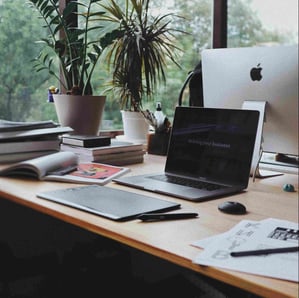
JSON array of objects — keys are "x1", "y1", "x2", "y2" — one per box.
[
  {"x1": 0, "y1": 0, "x2": 297, "y2": 127},
  {"x1": 227, "y1": 0, "x2": 298, "y2": 47},
  {"x1": 0, "y1": 0, "x2": 54, "y2": 122}
]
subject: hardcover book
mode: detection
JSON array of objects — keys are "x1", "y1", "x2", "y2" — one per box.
[
  {"x1": 62, "y1": 134, "x2": 111, "y2": 148},
  {"x1": 0, "y1": 119, "x2": 58, "y2": 132},
  {"x1": 77, "y1": 149, "x2": 146, "y2": 165},
  {"x1": 0, "y1": 139, "x2": 61, "y2": 155},
  {"x1": 93, "y1": 152, "x2": 145, "y2": 166},
  {"x1": 0, "y1": 126, "x2": 73, "y2": 141}
]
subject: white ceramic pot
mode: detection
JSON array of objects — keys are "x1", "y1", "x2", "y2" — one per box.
[
  {"x1": 53, "y1": 94, "x2": 106, "y2": 135},
  {"x1": 120, "y1": 110, "x2": 149, "y2": 143}
]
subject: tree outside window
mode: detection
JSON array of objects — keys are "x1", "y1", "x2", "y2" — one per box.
[{"x1": 0, "y1": 0, "x2": 297, "y2": 126}]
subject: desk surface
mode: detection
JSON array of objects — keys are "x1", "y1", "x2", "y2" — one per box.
[{"x1": 0, "y1": 154, "x2": 298, "y2": 298}]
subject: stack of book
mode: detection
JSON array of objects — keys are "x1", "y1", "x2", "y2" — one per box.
[
  {"x1": 61, "y1": 135, "x2": 146, "y2": 166},
  {"x1": 0, "y1": 120, "x2": 73, "y2": 163}
]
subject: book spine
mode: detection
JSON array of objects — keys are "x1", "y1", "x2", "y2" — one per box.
[
  {"x1": 93, "y1": 155, "x2": 144, "y2": 166},
  {"x1": 62, "y1": 136, "x2": 111, "y2": 148},
  {"x1": 92, "y1": 150, "x2": 145, "y2": 161},
  {"x1": 60, "y1": 143, "x2": 144, "y2": 156},
  {"x1": 0, "y1": 139, "x2": 61, "y2": 154}
]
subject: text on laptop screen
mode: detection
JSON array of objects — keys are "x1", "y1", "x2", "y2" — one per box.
[{"x1": 165, "y1": 107, "x2": 259, "y2": 186}]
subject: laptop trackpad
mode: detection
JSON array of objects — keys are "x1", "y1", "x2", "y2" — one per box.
[{"x1": 141, "y1": 179, "x2": 211, "y2": 199}]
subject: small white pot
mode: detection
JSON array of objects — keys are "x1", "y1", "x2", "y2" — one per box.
[{"x1": 121, "y1": 110, "x2": 149, "y2": 143}]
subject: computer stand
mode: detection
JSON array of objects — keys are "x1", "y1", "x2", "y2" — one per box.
[
  {"x1": 259, "y1": 152, "x2": 299, "y2": 175},
  {"x1": 242, "y1": 100, "x2": 282, "y2": 181},
  {"x1": 254, "y1": 153, "x2": 284, "y2": 180}
]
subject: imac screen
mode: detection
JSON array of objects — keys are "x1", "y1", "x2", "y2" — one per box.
[{"x1": 201, "y1": 45, "x2": 298, "y2": 171}]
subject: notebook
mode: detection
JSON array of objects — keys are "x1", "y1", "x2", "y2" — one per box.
[
  {"x1": 36, "y1": 185, "x2": 180, "y2": 221},
  {"x1": 113, "y1": 107, "x2": 259, "y2": 202}
]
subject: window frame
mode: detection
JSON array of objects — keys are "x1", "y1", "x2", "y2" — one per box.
[{"x1": 213, "y1": 0, "x2": 227, "y2": 48}]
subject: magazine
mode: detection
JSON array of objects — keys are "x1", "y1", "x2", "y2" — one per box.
[{"x1": 0, "y1": 151, "x2": 130, "y2": 185}]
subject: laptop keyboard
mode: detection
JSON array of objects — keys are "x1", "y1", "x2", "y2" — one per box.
[{"x1": 150, "y1": 175, "x2": 226, "y2": 191}]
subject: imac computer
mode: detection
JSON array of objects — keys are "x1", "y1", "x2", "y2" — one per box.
[{"x1": 201, "y1": 45, "x2": 298, "y2": 176}]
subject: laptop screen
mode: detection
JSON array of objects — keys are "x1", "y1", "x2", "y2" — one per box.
[{"x1": 165, "y1": 107, "x2": 259, "y2": 186}]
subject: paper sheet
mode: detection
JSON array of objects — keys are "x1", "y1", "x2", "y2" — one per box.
[{"x1": 192, "y1": 218, "x2": 299, "y2": 282}]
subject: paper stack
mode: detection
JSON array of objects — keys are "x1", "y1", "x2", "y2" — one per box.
[
  {"x1": 0, "y1": 120, "x2": 72, "y2": 163},
  {"x1": 192, "y1": 218, "x2": 299, "y2": 282}
]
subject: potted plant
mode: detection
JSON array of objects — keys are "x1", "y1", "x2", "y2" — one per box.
[
  {"x1": 100, "y1": 0, "x2": 181, "y2": 142},
  {"x1": 27, "y1": 0, "x2": 119, "y2": 135}
]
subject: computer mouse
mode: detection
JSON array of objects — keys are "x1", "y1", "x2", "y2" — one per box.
[{"x1": 218, "y1": 201, "x2": 247, "y2": 215}]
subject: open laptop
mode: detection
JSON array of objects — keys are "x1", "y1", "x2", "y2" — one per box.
[{"x1": 113, "y1": 106, "x2": 259, "y2": 202}]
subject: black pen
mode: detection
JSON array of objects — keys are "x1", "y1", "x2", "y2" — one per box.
[
  {"x1": 138, "y1": 212, "x2": 198, "y2": 222},
  {"x1": 230, "y1": 246, "x2": 299, "y2": 257}
]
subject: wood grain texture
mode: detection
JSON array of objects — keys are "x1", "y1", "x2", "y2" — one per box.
[{"x1": 0, "y1": 154, "x2": 298, "y2": 298}]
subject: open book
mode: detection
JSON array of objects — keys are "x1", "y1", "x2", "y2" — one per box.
[{"x1": 0, "y1": 151, "x2": 130, "y2": 185}]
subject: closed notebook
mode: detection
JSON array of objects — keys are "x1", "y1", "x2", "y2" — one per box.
[
  {"x1": 62, "y1": 135, "x2": 111, "y2": 147},
  {"x1": 36, "y1": 185, "x2": 180, "y2": 221}
]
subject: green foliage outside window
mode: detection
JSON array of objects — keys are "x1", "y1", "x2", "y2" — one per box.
[{"x1": 0, "y1": 0, "x2": 296, "y2": 127}]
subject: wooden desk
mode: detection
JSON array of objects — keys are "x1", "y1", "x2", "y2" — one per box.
[{"x1": 0, "y1": 154, "x2": 298, "y2": 298}]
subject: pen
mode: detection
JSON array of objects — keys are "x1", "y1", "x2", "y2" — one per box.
[
  {"x1": 138, "y1": 212, "x2": 198, "y2": 222},
  {"x1": 230, "y1": 246, "x2": 299, "y2": 257}
]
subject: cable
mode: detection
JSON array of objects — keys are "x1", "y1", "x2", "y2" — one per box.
[{"x1": 177, "y1": 71, "x2": 194, "y2": 106}]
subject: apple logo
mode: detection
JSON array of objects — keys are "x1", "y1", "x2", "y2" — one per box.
[{"x1": 250, "y1": 63, "x2": 263, "y2": 81}]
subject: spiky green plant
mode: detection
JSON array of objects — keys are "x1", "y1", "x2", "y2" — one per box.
[{"x1": 100, "y1": 0, "x2": 181, "y2": 111}]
